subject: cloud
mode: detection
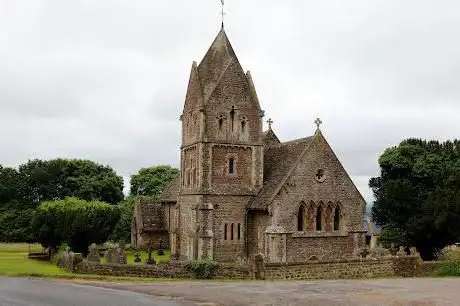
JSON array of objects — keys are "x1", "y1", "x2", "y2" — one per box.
[{"x1": 1, "y1": 0, "x2": 459, "y2": 201}]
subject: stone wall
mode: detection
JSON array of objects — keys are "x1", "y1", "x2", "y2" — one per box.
[
  {"x1": 263, "y1": 256, "x2": 422, "y2": 280},
  {"x1": 74, "y1": 256, "x2": 424, "y2": 280},
  {"x1": 74, "y1": 261, "x2": 251, "y2": 280}
]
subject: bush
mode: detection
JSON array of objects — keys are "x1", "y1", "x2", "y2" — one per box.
[
  {"x1": 32, "y1": 198, "x2": 121, "y2": 255},
  {"x1": 185, "y1": 260, "x2": 219, "y2": 279},
  {"x1": 437, "y1": 246, "x2": 460, "y2": 276}
]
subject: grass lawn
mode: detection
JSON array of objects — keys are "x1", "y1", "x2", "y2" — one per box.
[
  {"x1": 0, "y1": 243, "x2": 173, "y2": 281},
  {"x1": 0, "y1": 243, "x2": 72, "y2": 277}
]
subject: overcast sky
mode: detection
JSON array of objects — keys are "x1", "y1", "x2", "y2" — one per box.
[{"x1": 1, "y1": 1, "x2": 459, "y2": 202}]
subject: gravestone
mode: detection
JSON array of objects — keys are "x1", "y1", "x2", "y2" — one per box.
[
  {"x1": 397, "y1": 246, "x2": 407, "y2": 256},
  {"x1": 87, "y1": 243, "x2": 100, "y2": 263},
  {"x1": 104, "y1": 247, "x2": 127, "y2": 264}
]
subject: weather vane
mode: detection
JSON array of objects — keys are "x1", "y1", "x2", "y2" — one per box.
[{"x1": 220, "y1": 0, "x2": 226, "y2": 28}]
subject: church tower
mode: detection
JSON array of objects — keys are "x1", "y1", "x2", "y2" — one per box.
[{"x1": 176, "y1": 27, "x2": 264, "y2": 261}]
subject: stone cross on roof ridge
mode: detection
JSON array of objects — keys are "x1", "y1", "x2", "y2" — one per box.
[
  {"x1": 267, "y1": 118, "x2": 274, "y2": 129},
  {"x1": 314, "y1": 117, "x2": 322, "y2": 130}
]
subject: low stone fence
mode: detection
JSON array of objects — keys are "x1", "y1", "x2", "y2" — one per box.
[
  {"x1": 264, "y1": 256, "x2": 423, "y2": 280},
  {"x1": 74, "y1": 256, "x2": 431, "y2": 280},
  {"x1": 75, "y1": 261, "x2": 252, "y2": 279}
]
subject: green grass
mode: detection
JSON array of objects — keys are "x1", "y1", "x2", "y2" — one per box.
[
  {"x1": 0, "y1": 243, "x2": 72, "y2": 277},
  {"x1": 0, "y1": 243, "x2": 173, "y2": 281}
]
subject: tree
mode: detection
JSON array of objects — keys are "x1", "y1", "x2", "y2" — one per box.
[
  {"x1": 19, "y1": 159, "x2": 124, "y2": 206},
  {"x1": 130, "y1": 165, "x2": 179, "y2": 197},
  {"x1": 32, "y1": 198, "x2": 120, "y2": 254},
  {"x1": 370, "y1": 139, "x2": 460, "y2": 259},
  {"x1": 0, "y1": 165, "x2": 24, "y2": 209}
]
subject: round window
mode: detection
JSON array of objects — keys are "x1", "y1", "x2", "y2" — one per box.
[{"x1": 315, "y1": 169, "x2": 326, "y2": 183}]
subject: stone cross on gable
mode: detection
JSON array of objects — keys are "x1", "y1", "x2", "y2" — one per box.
[
  {"x1": 314, "y1": 117, "x2": 322, "y2": 130},
  {"x1": 267, "y1": 118, "x2": 274, "y2": 129}
]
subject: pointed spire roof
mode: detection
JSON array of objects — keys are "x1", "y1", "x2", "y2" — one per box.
[{"x1": 197, "y1": 28, "x2": 245, "y2": 102}]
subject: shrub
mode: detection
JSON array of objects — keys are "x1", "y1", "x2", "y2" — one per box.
[
  {"x1": 185, "y1": 260, "x2": 219, "y2": 279},
  {"x1": 32, "y1": 198, "x2": 120, "y2": 255},
  {"x1": 437, "y1": 246, "x2": 460, "y2": 276}
]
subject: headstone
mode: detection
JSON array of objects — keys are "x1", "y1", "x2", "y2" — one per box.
[
  {"x1": 87, "y1": 243, "x2": 100, "y2": 263},
  {"x1": 57, "y1": 249, "x2": 70, "y2": 269},
  {"x1": 409, "y1": 246, "x2": 420, "y2": 257},
  {"x1": 134, "y1": 252, "x2": 142, "y2": 263},
  {"x1": 146, "y1": 246, "x2": 156, "y2": 265},
  {"x1": 104, "y1": 247, "x2": 127, "y2": 264},
  {"x1": 397, "y1": 246, "x2": 407, "y2": 256}
]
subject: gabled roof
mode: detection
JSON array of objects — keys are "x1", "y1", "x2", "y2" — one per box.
[
  {"x1": 248, "y1": 136, "x2": 314, "y2": 210},
  {"x1": 262, "y1": 128, "x2": 281, "y2": 147},
  {"x1": 158, "y1": 176, "x2": 180, "y2": 203},
  {"x1": 198, "y1": 28, "x2": 240, "y2": 102},
  {"x1": 134, "y1": 198, "x2": 166, "y2": 233}
]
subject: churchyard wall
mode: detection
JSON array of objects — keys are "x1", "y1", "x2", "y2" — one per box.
[{"x1": 74, "y1": 255, "x2": 426, "y2": 280}]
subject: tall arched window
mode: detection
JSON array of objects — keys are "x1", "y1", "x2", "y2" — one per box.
[
  {"x1": 297, "y1": 205, "x2": 305, "y2": 231},
  {"x1": 224, "y1": 223, "x2": 228, "y2": 240},
  {"x1": 334, "y1": 206, "x2": 341, "y2": 230},
  {"x1": 316, "y1": 207, "x2": 323, "y2": 231}
]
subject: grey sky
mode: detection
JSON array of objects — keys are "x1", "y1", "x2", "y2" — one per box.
[{"x1": 1, "y1": 0, "x2": 459, "y2": 201}]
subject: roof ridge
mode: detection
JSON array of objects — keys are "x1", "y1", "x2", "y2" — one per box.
[{"x1": 265, "y1": 135, "x2": 316, "y2": 205}]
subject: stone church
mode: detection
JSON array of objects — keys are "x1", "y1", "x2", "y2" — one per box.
[{"x1": 132, "y1": 26, "x2": 366, "y2": 263}]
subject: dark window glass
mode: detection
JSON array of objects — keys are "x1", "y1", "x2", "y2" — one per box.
[
  {"x1": 297, "y1": 205, "x2": 305, "y2": 231},
  {"x1": 224, "y1": 223, "x2": 227, "y2": 240},
  {"x1": 316, "y1": 207, "x2": 322, "y2": 231},
  {"x1": 230, "y1": 223, "x2": 234, "y2": 240},
  {"x1": 237, "y1": 223, "x2": 241, "y2": 240},
  {"x1": 229, "y1": 158, "x2": 235, "y2": 174}
]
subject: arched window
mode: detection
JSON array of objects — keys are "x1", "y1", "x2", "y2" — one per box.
[
  {"x1": 224, "y1": 223, "x2": 228, "y2": 240},
  {"x1": 230, "y1": 223, "x2": 234, "y2": 240},
  {"x1": 297, "y1": 205, "x2": 305, "y2": 231},
  {"x1": 237, "y1": 223, "x2": 241, "y2": 240},
  {"x1": 228, "y1": 158, "x2": 235, "y2": 174},
  {"x1": 241, "y1": 120, "x2": 246, "y2": 133},
  {"x1": 334, "y1": 206, "x2": 341, "y2": 230},
  {"x1": 316, "y1": 206, "x2": 323, "y2": 231}
]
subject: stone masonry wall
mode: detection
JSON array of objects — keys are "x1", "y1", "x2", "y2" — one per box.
[
  {"x1": 264, "y1": 256, "x2": 422, "y2": 280},
  {"x1": 74, "y1": 256, "x2": 422, "y2": 280},
  {"x1": 74, "y1": 261, "x2": 251, "y2": 280}
]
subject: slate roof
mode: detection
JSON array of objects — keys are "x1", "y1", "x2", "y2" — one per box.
[
  {"x1": 158, "y1": 176, "x2": 180, "y2": 203},
  {"x1": 135, "y1": 198, "x2": 167, "y2": 233},
  {"x1": 262, "y1": 128, "x2": 281, "y2": 147},
  {"x1": 198, "y1": 28, "x2": 240, "y2": 103},
  {"x1": 248, "y1": 136, "x2": 314, "y2": 210}
]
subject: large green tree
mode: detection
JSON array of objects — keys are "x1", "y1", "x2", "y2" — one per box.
[
  {"x1": 130, "y1": 165, "x2": 179, "y2": 197},
  {"x1": 32, "y1": 198, "x2": 120, "y2": 254},
  {"x1": 0, "y1": 165, "x2": 23, "y2": 209},
  {"x1": 19, "y1": 159, "x2": 124, "y2": 206},
  {"x1": 370, "y1": 139, "x2": 460, "y2": 259}
]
